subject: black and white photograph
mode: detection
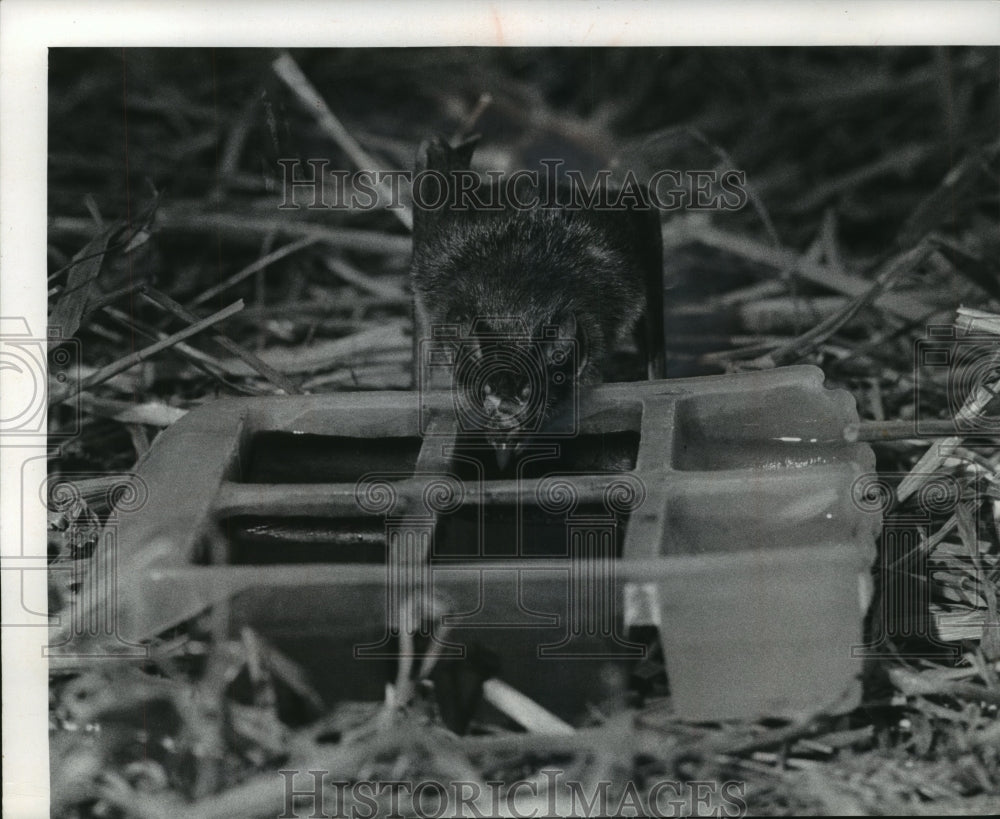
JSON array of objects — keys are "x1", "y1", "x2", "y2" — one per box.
[{"x1": 2, "y1": 2, "x2": 1000, "y2": 816}]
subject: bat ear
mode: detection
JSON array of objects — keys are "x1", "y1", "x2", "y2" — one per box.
[
  {"x1": 548, "y1": 312, "x2": 588, "y2": 377},
  {"x1": 417, "y1": 134, "x2": 481, "y2": 173},
  {"x1": 414, "y1": 135, "x2": 482, "y2": 238},
  {"x1": 450, "y1": 134, "x2": 481, "y2": 170}
]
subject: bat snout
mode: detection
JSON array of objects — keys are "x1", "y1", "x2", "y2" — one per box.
[{"x1": 488, "y1": 432, "x2": 522, "y2": 471}]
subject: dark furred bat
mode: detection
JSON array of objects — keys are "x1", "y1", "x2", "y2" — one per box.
[{"x1": 410, "y1": 136, "x2": 664, "y2": 468}]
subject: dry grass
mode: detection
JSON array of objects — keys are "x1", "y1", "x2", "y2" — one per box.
[{"x1": 47, "y1": 47, "x2": 1000, "y2": 816}]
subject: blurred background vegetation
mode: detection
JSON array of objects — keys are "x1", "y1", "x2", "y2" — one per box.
[{"x1": 47, "y1": 47, "x2": 1000, "y2": 816}]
